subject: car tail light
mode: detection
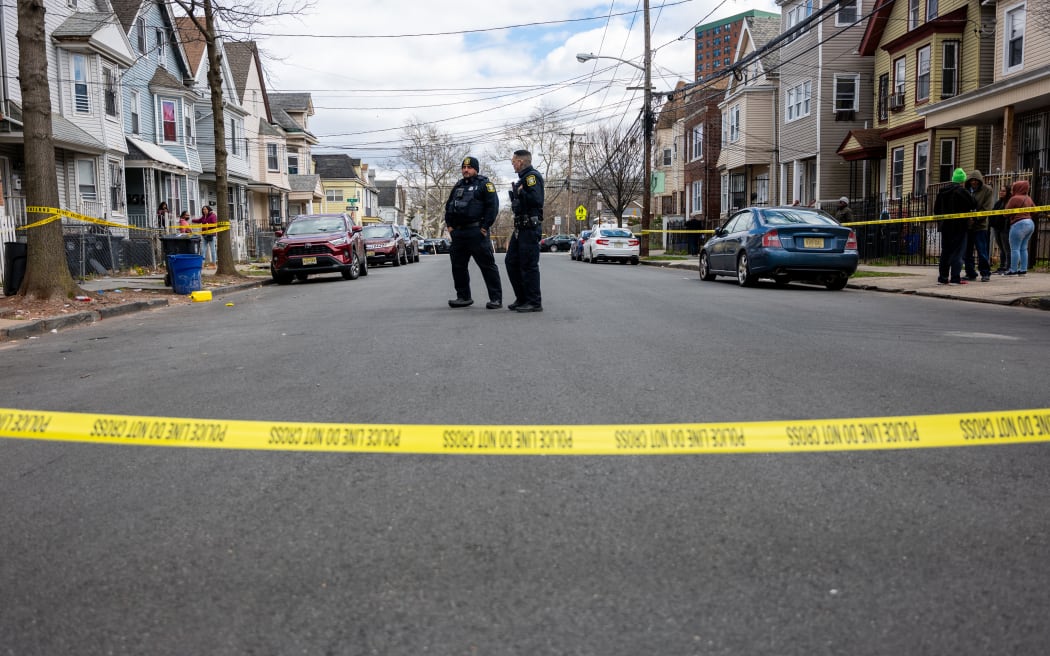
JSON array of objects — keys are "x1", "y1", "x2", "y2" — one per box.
[
  {"x1": 762, "y1": 230, "x2": 782, "y2": 248},
  {"x1": 628, "y1": 239, "x2": 640, "y2": 246},
  {"x1": 845, "y1": 230, "x2": 858, "y2": 250},
  {"x1": 596, "y1": 239, "x2": 609, "y2": 245}
]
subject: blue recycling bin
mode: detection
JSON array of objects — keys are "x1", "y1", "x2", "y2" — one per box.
[{"x1": 167, "y1": 254, "x2": 204, "y2": 294}]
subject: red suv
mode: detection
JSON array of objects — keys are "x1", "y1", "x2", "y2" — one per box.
[
  {"x1": 271, "y1": 213, "x2": 368, "y2": 284},
  {"x1": 362, "y1": 223, "x2": 407, "y2": 266}
]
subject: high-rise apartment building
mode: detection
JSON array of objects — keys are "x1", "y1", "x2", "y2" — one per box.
[{"x1": 694, "y1": 9, "x2": 779, "y2": 81}]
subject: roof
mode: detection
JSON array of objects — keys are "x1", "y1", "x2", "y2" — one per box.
[
  {"x1": 859, "y1": 0, "x2": 896, "y2": 56},
  {"x1": 269, "y1": 93, "x2": 314, "y2": 133},
  {"x1": 149, "y1": 67, "x2": 186, "y2": 91},
  {"x1": 289, "y1": 174, "x2": 321, "y2": 193},
  {"x1": 52, "y1": 114, "x2": 105, "y2": 153},
  {"x1": 111, "y1": 0, "x2": 141, "y2": 32},
  {"x1": 655, "y1": 81, "x2": 689, "y2": 129},
  {"x1": 126, "y1": 136, "x2": 189, "y2": 170},
  {"x1": 174, "y1": 16, "x2": 206, "y2": 74},
  {"x1": 259, "y1": 117, "x2": 285, "y2": 137},
  {"x1": 747, "y1": 16, "x2": 782, "y2": 75},
  {"x1": 224, "y1": 41, "x2": 256, "y2": 104},
  {"x1": 313, "y1": 154, "x2": 362, "y2": 180},
  {"x1": 53, "y1": 12, "x2": 115, "y2": 38},
  {"x1": 836, "y1": 128, "x2": 887, "y2": 161},
  {"x1": 376, "y1": 180, "x2": 401, "y2": 206}
]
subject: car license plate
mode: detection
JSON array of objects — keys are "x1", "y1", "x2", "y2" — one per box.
[
  {"x1": 803, "y1": 238, "x2": 825, "y2": 248},
  {"x1": 302, "y1": 257, "x2": 317, "y2": 265},
  {"x1": 613, "y1": 241, "x2": 624, "y2": 248}
]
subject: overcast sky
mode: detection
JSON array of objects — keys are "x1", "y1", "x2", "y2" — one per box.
[{"x1": 254, "y1": 0, "x2": 779, "y2": 181}]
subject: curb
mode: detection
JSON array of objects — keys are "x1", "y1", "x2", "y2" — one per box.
[{"x1": 0, "y1": 278, "x2": 270, "y2": 341}]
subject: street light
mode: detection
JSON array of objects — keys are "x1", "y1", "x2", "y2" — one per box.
[{"x1": 574, "y1": 12, "x2": 654, "y2": 255}]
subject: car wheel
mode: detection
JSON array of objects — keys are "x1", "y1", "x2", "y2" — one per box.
[
  {"x1": 631, "y1": 257, "x2": 639, "y2": 265},
  {"x1": 589, "y1": 252, "x2": 598, "y2": 263},
  {"x1": 272, "y1": 268, "x2": 293, "y2": 285},
  {"x1": 699, "y1": 252, "x2": 716, "y2": 281},
  {"x1": 359, "y1": 252, "x2": 369, "y2": 276},
  {"x1": 825, "y1": 274, "x2": 849, "y2": 291},
  {"x1": 392, "y1": 251, "x2": 401, "y2": 267},
  {"x1": 736, "y1": 252, "x2": 756, "y2": 287},
  {"x1": 342, "y1": 252, "x2": 360, "y2": 280}
]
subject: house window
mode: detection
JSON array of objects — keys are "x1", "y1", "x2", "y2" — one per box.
[
  {"x1": 661, "y1": 148, "x2": 672, "y2": 166},
  {"x1": 161, "y1": 100, "x2": 177, "y2": 142},
  {"x1": 754, "y1": 174, "x2": 769, "y2": 205},
  {"x1": 720, "y1": 174, "x2": 729, "y2": 212},
  {"x1": 941, "y1": 41, "x2": 959, "y2": 98},
  {"x1": 184, "y1": 107, "x2": 194, "y2": 146},
  {"x1": 1005, "y1": 4, "x2": 1025, "y2": 71},
  {"x1": 77, "y1": 159, "x2": 97, "y2": 201},
  {"x1": 326, "y1": 188, "x2": 343, "y2": 203},
  {"x1": 891, "y1": 147, "x2": 904, "y2": 199},
  {"x1": 692, "y1": 180, "x2": 703, "y2": 214},
  {"x1": 691, "y1": 125, "x2": 704, "y2": 160},
  {"x1": 786, "y1": 81, "x2": 812, "y2": 121},
  {"x1": 730, "y1": 173, "x2": 746, "y2": 210},
  {"x1": 837, "y1": 0, "x2": 858, "y2": 25},
  {"x1": 914, "y1": 141, "x2": 929, "y2": 196},
  {"x1": 103, "y1": 67, "x2": 117, "y2": 117},
  {"x1": 878, "y1": 73, "x2": 889, "y2": 121},
  {"x1": 894, "y1": 57, "x2": 907, "y2": 95},
  {"x1": 939, "y1": 138, "x2": 956, "y2": 182},
  {"x1": 267, "y1": 143, "x2": 280, "y2": 172},
  {"x1": 288, "y1": 151, "x2": 300, "y2": 175},
  {"x1": 916, "y1": 45, "x2": 931, "y2": 102},
  {"x1": 834, "y1": 75, "x2": 859, "y2": 111},
  {"x1": 229, "y1": 118, "x2": 238, "y2": 155},
  {"x1": 728, "y1": 105, "x2": 740, "y2": 142},
  {"x1": 908, "y1": 0, "x2": 920, "y2": 29},
  {"x1": 136, "y1": 17, "x2": 146, "y2": 54},
  {"x1": 786, "y1": 0, "x2": 814, "y2": 38},
  {"x1": 130, "y1": 90, "x2": 140, "y2": 134},
  {"x1": 927, "y1": 0, "x2": 939, "y2": 20},
  {"x1": 155, "y1": 28, "x2": 166, "y2": 66},
  {"x1": 72, "y1": 54, "x2": 89, "y2": 113},
  {"x1": 108, "y1": 159, "x2": 123, "y2": 212}
]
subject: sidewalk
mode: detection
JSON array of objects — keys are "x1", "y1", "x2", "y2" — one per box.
[{"x1": 640, "y1": 254, "x2": 1050, "y2": 310}]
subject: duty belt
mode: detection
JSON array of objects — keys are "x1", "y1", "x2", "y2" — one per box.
[{"x1": 454, "y1": 222, "x2": 480, "y2": 229}]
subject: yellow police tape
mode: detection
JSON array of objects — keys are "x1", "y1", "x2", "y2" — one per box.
[
  {"x1": 21, "y1": 206, "x2": 230, "y2": 235},
  {"x1": 641, "y1": 204, "x2": 1049, "y2": 234},
  {"x1": 1, "y1": 407, "x2": 1048, "y2": 455}
]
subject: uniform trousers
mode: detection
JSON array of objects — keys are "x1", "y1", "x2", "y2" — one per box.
[
  {"x1": 505, "y1": 225, "x2": 542, "y2": 306},
  {"x1": 449, "y1": 226, "x2": 502, "y2": 302}
]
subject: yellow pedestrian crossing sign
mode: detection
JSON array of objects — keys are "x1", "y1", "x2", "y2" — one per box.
[{"x1": 575, "y1": 205, "x2": 587, "y2": 221}]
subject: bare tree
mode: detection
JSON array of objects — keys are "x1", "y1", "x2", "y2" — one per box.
[
  {"x1": 394, "y1": 120, "x2": 464, "y2": 237},
  {"x1": 166, "y1": 0, "x2": 310, "y2": 275},
  {"x1": 14, "y1": 0, "x2": 80, "y2": 300},
  {"x1": 578, "y1": 123, "x2": 644, "y2": 229}
]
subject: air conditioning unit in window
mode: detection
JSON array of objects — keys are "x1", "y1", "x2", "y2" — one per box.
[
  {"x1": 888, "y1": 92, "x2": 905, "y2": 111},
  {"x1": 834, "y1": 108, "x2": 856, "y2": 121}
]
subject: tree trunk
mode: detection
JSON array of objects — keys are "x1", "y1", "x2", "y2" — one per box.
[
  {"x1": 15, "y1": 0, "x2": 81, "y2": 300},
  {"x1": 202, "y1": 0, "x2": 237, "y2": 276}
]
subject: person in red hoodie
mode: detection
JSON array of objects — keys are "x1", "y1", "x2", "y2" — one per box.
[
  {"x1": 193, "y1": 205, "x2": 218, "y2": 266},
  {"x1": 1003, "y1": 180, "x2": 1035, "y2": 276}
]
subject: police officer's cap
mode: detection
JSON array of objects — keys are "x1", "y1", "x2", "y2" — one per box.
[{"x1": 462, "y1": 156, "x2": 480, "y2": 172}]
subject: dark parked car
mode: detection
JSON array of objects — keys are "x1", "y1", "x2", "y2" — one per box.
[
  {"x1": 541, "y1": 234, "x2": 576, "y2": 252},
  {"x1": 396, "y1": 225, "x2": 421, "y2": 263},
  {"x1": 699, "y1": 206, "x2": 858, "y2": 290},
  {"x1": 361, "y1": 223, "x2": 407, "y2": 266},
  {"x1": 270, "y1": 213, "x2": 368, "y2": 284},
  {"x1": 422, "y1": 237, "x2": 451, "y2": 254},
  {"x1": 570, "y1": 230, "x2": 592, "y2": 261}
]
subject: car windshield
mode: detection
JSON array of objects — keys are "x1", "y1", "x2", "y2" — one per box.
[
  {"x1": 761, "y1": 209, "x2": 838, "y2": 226},
  {"x1": 286, "y1": 217, "x2": 345, "y2": 235},
  {"x1": 601, "y1": 229, "x2": 632, "y2": 238},
  {"x1": 362, "y1": 226, "x2": 395, "y2": 238}
]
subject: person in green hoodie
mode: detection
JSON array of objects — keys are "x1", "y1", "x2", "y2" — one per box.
[{"x1": 964, "y1": 170, "x2": 995, "y2": 282}]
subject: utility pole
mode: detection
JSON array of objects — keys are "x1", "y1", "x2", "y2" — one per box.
[
  {"x1": 566, "y1": 131, "x2": 577, "y2": 233},
  {"x1": 641, "y1": 0, "x2": 653, "y2": 256}
]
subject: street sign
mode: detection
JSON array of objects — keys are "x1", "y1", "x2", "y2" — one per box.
[{"x1": 575, "y1": 205, "x2": 587, "y2": 221}]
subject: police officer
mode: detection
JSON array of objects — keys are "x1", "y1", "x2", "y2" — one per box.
[
  {"x1": 506, "y1": 149, "x2": 544, "y2": 312},
  {"x1": 444, "y1": 156, "x2": 503, "y2": 309}
]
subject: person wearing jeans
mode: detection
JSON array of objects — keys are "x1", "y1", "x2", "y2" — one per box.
[{"x1": 1004, "y1": 180, "x2": 1035, "y2": 276}]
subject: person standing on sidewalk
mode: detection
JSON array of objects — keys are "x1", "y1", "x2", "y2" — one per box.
[
  {"x1": 506, "y1": 149, "x2": 545, "y2": 313},
  {"x1": 934, "y1": 168, "x2": 976, "y2": 285},
  {"x1": 193, "y1": 205, "x2": 218, "y2": 266},
  {"x1": 1004, "y1": 180, "x2": 1036, "y2": 276},
  {"x1": 990, "y1": 185, "x2": 1012, "y2": 273},
  {"x1": 964, "y1": 170, "x2": 995, "y2": 282},
  {"x1": 443, "y1": 156, "x2": 503, "y2": 309},
  {"x1": 684, "y1": 217, "x2": 703, "y2": 256}
]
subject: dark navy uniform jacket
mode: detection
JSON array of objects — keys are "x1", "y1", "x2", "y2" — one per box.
[
  {"x1": 512, "y1": 166, "x2": 545, "y2": 218},
  {"x1": 445, "y1": 174, "x2": 499, "y2": 230}
]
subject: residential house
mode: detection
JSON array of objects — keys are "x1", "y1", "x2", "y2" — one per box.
[
  {"x1": 776, "y1": 0, "x2": 874, "y2": 206},
  {"x1": 0, "y1": 0, "x2": 136, "y2": 233},
  {"x1": 376, "y1": 179, "x2": 408, "y2": 226},
  {"x1": 176, "y1": 16, "x2": 254, "y2": 258},
  {"x1": 269, "y1": 93, "x2": 322, "y2": 218},
  {"x1": 651, "y1": 81, "x2": 687, "y2": 244},
  {"x1": 679, "y1": 80, "x2": 728, "y2": 230},
  {"x1": 840, "y1": 0, "x2": 993, "y2": 213},
  {"x1": 919, "y1": 0, "x2": 1049, "y2": 180},
  {"x1": 313, "y1": 154, "x2": 378, "y2": 224},
  {"x1": 716, "y1": 14, "x2": 782, "y2": 217},
  {"x1": 113, "y1": 0, "x2": 202, "y2": 233}
]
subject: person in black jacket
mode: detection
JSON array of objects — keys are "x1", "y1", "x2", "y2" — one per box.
[
  {"x1": 444, "y1": 156, "x2": 502, "y2": 308},
  {"x1": 990, "y1": 184, "x2": 1012, "y2": 273},
  {"x1": 505, "y1": 150, "x2": 545, "y2": 312},
  {"x1": 934, "y1": 168, "x2": 977, "y2": 285}
]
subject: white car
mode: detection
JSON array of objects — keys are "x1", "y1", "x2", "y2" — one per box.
[{"x1": 583, "y1": 226, "x2": 640, "y2": 265}]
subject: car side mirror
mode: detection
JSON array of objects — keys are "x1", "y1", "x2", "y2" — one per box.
[
  {"x1": 714, "y1": 228, "x2": 724, "y2": 237},
  {"x1": 274, "y1": 229, "x2": 284, "y2": 238}
]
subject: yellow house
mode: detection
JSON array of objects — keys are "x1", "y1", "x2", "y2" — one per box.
[
  {"x1": 312, "y1": 154, "x2": 379, "y2": 225},
  {"x1": 840, "y1": 0, "x2": 993, "y2": 202}
]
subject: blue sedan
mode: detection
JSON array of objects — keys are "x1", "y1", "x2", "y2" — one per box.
[{"x1": 699, "y1": 207, "x2": 858, "y2": 290}]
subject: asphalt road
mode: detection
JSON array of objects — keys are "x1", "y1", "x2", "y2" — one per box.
[{"x1": 2, "y1": 253, "x2": 1049, "y2": 655}]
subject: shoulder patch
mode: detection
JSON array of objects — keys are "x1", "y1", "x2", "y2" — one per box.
[
  {"x1": 486, "y1": 182, "x2": 495, "y2": 193},
  {"x1": 526, "y1": 175, "x2": 538, "y2": 187}
]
